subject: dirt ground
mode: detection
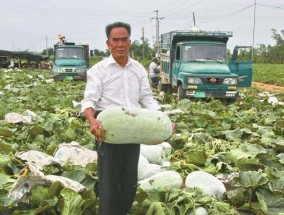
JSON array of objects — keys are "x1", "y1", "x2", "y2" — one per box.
[{"x1": 252, "y1": 82, "x2": 284, "y2": 93}]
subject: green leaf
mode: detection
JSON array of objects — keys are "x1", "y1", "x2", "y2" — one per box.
[
  {"x1": 0, "y1": 189, "x2": 15, "y2": 209},
  {"x1": 276, "y1": 153, "x2": 284, "y2": 164},
  {"x1": 229, "y1": 148, "x2": 259, "y2": 167},
  {"x1": 236, "y1": 171, "x2": 268, "y2": 188},
  {"x1": 274, "y1": 139, "x2": 284, "y2": 152},
  {"x1": 170, "y1": 192, "x2": 195, "y2": 215},
  {"x1": 185, "y1": 150, "x2": 207, "y2": 166},
  {"x1": 145, "y1": 202, "x2": 170, "y2": 215},
  {"x1": 0, "y1": 173, "x2": 15, "y2": 190},
  {"x1": 0, "y1": 154, "x2": 12, "y2": 167},
  {"x1": 61, "y1": 170, "x2": 96, "y2": 190},
  {"x1": 195, "y1": 117, "x2": 208, "y2": 128},
  {"x1": 269, "y1": 169, "x2": 284, "y2": 179},
  {"x1": 256, "y1": 189, "x2": 284, "y2": 215},
  {"x1": 59, "y1": 188, "x2": 85, "y2": 215},
  {"x1": 0, "y1": 127, "x2": 13, "y2": 137},
  {"x1": 29, "y1": 182, "x2": 59, "y2": 203},
  {"x1": 226, "y1": 187, "x2": 248, "y2": 206},
  {"x1": 28, "y1": 124, "x2": 44, "y2": 136},
  {"x1": 222, "y1": 128, "x2": 242, "y2": 142},
  {"x1": 214, "y1": 201, "x2": 232, "y2": 213},
  {"x1": 268, "y1": 178, "x2": 284, "y2": 194},
  {"x1": 0, "y1": 142, "x2": 12, "y2": 153}
]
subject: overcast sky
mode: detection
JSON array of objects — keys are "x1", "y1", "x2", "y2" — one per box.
[{"x1": 0, "y1": 0, "x2": 283, "y2": 53}]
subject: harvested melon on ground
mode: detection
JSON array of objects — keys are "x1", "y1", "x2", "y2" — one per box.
[
  {"x1": 138, "y1": 170, "x2": 183, "y2": 192},
  {"x1": 140, "y1": 144, "x2": 165, "y2": 165},
  {"x1": 138, "y1": 163, "x2": 162, "y2": 181},
  {"x1": 185, "y1": 171, "x2": 226, "y2": 200},
  {"x1": 138, "y1": 154, "x2": 149, "y2": 166},
  {"x1": 97, "y1": 106, "x2": 173, "y2": 144},
  {"x1": 160, "y1": 141, "x2": 172, "y2": 157},
  {"x1": 188, "y1": 206, "x2": 208, "y2": 215}
]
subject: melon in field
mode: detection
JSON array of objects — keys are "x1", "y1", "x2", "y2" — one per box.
[
  {"x1": 138, "y1": 163, "x2": 162, "y2": 181},
  {"x1": 185, "y1": 171, "x2": 226, "y2": 200},
  {"x1": 138, "y1": 170, "x2": 183, "y2": 192},
  {"x1": 140, "y1": 142, "x2": 172, "y2": 165},
  {"x1": 188, "y1": 206, "x2": 208, "y2": 215},
  {"x1": 97, "y1": 106, "x2": 173, "y2": 144},
  {"x1": 140, "y1": 144, "x2": 165, "y2": 165}
]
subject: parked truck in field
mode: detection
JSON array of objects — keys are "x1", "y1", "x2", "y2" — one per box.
[
  {"x1": 51, "y1": 42, "x2": 89, "y2": 81},
  {"x1": 159, "y1": 30, "x2": 252, "y2": 100}
]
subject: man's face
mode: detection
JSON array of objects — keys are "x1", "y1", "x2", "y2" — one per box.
[{"x1": 106, "y1": 27, "x2": 131, "y2": 59}]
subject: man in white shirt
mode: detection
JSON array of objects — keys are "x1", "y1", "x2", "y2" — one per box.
[
  {"x1": 81, "y1": 22, "x2": 160, "y2": 215},
  {"x1": 148, "y1": 57, "x2": 159, "y2": 87}
]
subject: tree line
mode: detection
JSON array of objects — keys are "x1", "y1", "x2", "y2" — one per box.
[{"x1": 253, "y1": 29, "x2": 284, "y2": 64}]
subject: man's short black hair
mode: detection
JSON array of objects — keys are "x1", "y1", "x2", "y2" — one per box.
[{"x1": 105, "y1": 22, "x2": 131, "y2": 39}]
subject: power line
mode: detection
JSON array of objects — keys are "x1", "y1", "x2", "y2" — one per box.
[
  {"x1": 198, "y1": 4, "x2": 255, "y2": 21},
  {"x1": 165, "y1": 0, "x2": 204, "y2": 16},
  {"x1": 257, "y1": 3, "x2": 284, "y2": 10}
]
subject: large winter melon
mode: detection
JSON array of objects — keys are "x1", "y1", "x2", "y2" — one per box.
[{"x1": 97, "y1": 106, "x2": 172, "y2": 144}]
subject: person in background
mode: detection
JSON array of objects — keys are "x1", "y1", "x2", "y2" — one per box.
[
  {"x1": 57, "y1": 34, "x2": 66, "y2": 45},
  {"x1": 149, "y1": 57, "x2": 160, "y2": 87},
  {"x1": 81, "y1": 22, "x2": 162, "y2": 215},
  {"x1": 8, "y1": 58, "x2": 15, "y2": 69}
]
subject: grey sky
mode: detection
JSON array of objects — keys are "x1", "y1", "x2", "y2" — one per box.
[{"x1": 0, "y1": 0, "x2": 283, "y2": 53}]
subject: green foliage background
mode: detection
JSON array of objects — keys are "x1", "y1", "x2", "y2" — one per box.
[{"x1": 253, "y1": 64, "x2": 284, "y2": 86}]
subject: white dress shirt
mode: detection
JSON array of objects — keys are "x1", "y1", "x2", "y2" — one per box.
[
  {"x1": 81, "y1": 55, "x2": 160, "y2": 112},
  {"x1": 149, "y1": 61, "x2": 158, "y2": 78}
]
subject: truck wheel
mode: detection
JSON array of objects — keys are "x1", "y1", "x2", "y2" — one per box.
[{"x1": 178, "y1": 85, "x2": 185, "y2": 101}]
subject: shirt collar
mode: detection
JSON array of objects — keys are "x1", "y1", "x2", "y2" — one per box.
[{"x1": 107, "y1": 54, "x2": 132, "y2": 67}]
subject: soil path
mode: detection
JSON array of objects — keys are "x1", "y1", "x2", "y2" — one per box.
[{"x1": 252, "y1": 82, "x2": 284, "y2": 93}]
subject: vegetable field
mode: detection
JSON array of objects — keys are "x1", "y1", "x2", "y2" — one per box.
[
  {"x1": 253, "y1": 64, "x2": 284, "y2": 86},
  {"x1": 0, "y1": 67, "x2": 284, "y2": 215}
]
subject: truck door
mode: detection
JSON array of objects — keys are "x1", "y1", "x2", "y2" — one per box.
[
  {"x1": 229, "y1": 46, "x2": 252, "y2": 87},
  {"x1": 171, "y1": 46, "x2": 181, "y2": 87}
]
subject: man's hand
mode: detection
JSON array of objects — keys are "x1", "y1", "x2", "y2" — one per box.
[
  {"x1": 89, "y1": 119, "x2": 103, "y2": 139},
  {"x1": 83, "y1": 108, "x2": 104, "y2": 142}
]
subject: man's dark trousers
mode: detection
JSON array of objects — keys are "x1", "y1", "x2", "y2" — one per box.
[{"x1": 96, "y1": 141, "x2": 140, "y2": 215}]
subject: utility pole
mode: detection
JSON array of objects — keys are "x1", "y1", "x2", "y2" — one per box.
[
  {"x1": 151, "y1": 10, "x2": 164, "y2": 58},
  {"x1": 252, "y1": 0, "x2": 256, "y2": 60},
  {"x1": 193, "y1": 12, "x2": 196, "y2": 27},
  {"x1": 142, "y1": 27, "x2": 145, "y2": 59},
  {"x1": 46, "y1": 36, "x2": 48, "y2": 56}
]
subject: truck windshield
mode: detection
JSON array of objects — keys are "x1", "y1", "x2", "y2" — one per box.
[
  {"x1": 56, "y1": 48, "x2": 84, "y2": 59},
  {"x1": 182, "y1": 45, "x2": 226, "y2": 62}
]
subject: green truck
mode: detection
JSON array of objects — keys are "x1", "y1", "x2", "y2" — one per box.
[
  {"x1": 52, "y1": 42, "x2": 89, "y2": 81},
  {"x1": 159, "y1": 30, "x2": 252, "y2": 100}
]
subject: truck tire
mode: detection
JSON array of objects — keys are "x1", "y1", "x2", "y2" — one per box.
[{"x1": 178, "y1": 85, "x2": 185, "y2": 101}]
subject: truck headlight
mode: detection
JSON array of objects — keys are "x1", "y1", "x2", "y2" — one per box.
[
  {"x1": 76, "y1": 68, "x2": 86, "y2": 73},
  {"x1": 53, "y1": 68, "x2": 64, "y2": 73},
  {"x1": 223, "y1": 78, "x2": 237, "y2": 85},
  {"x1": 187, "y1": 77, "x2": 202, "y2": 84}
]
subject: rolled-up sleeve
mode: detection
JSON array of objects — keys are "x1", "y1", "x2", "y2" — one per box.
[
  {"x1": 81, "y1": 67, "x2": 102, "y2": 113},
  {"x1": 139, "y1": 68, "x2": 160, "y2": 110}
]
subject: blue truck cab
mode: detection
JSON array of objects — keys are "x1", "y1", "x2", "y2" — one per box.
[
  {"x1": 159, "y1": 30, "x2": 252, "y2": 100},
  {"x1": 52, "y1": 43, "x2": 89, "y2": 81}
]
